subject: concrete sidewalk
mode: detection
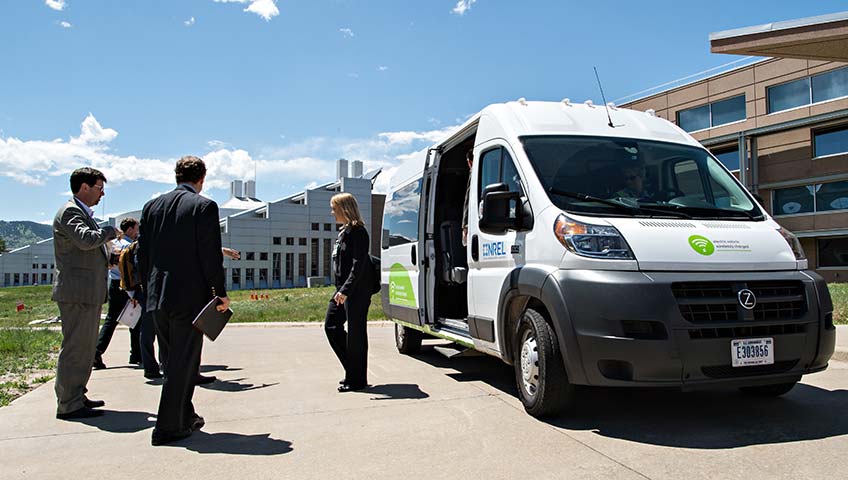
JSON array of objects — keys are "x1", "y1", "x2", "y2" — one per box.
[
  {"x1": 834, "y1": 325, "x2": 848, "y2": 363},
  {"x1": 2, "y1": 323, "x2": 848, "y2": 480}
]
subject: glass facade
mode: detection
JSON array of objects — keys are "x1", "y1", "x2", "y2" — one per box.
[
  {"x1": 773, "y1": 185, "x2": 815, "y2": 215},
  {"x1": 818, "y1": 237, "x2": 848, "y2": 267},
  {"x1": 677, "y1": 95, "x2": 745, "y2": 132},
  {"x1": 768, "y1": 67, "x2": 848, "y2": 113},
  {"x1": 814, "y1": 126, "x2": 848, "y2": 158}
]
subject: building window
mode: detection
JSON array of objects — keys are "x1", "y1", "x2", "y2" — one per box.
[
  {"x1": 245, "y1": 268, "x2": 255, "y2": 289},
  {"x1": 324, "y1": 223, "x2": 332, "y2": 231},
  {"x1": 773, "y1": 185, "x2": 815, "y2": 215},
  {"x1": 298, "y1": 252, "x2": 307, "y2": 285},
  {"x1": 818, "y1": 237, "x2": 848, "y2": 267},
  {"x1": 768, "y1": 67, "x2": 848, "y2": 113},
  {"x1": 23, "y1": 273, "x2": 29, "y2": 285},
  {"x1": 286, "y1": 237, "x2": 294, "y2": 246},
  {"x1": 3, "y1": 273, "x2": 9, "y2": 286},
  {"x1": 323, "y1": 238, "x2": 332, "y2": 279},
  {"x1": 246, "y1": 252, "x2": 255, "y2": 261},
  {"x1": 41, "y1": 273, "x2": 47, "y2": 284},
  {"x1": 299, "y1": 238, "x2": 306, "y2": 246},
  {"x1": 232, "y1": 268, "x2": 241, "y2": 289},
  {"x1": 311, "y1": 222, "x2": 319, "y2": 231},
  {"x1": 273, "y1": 237, "x2": 282, "y2": 245},
  {"x1": 41, "y1": 264, "x2": 47, "y2": 269},
  {"x1": 814, "y1": 126, "x2": 848, "y2": 158},
  {"x1": 285, "y1": 252, "x2": 294, "y2": 286},
  {"x1": 51, "y1": 264, "x2": 54, "y2": 269},
  {"x1": 712, "y1": 146, "x2": 740, "y2": 172},
  {"x1": 259, "y1": 268, "x2": 268, "y2": 289},
  {"x1": 677, "y1": 95, "x2": 745, "y2": 132},
  {"x1": 272, "y1": 253, "x2": 281, "y2": 288},
  {"x1": 13, "y1": 273, "x2": 20, "y2": 286},
  {"x1": 260, "y1": 252, "x2": 268, "y2": 261},
  {"x1": 311, "y1": 239, "x2": 319, "y2": 276},
  {"x1": 816, "y1": 181, "x2": 848, "y2": 212},
  {"x1": 32, "y1": 263, "x2": 37, "y2": 269}
]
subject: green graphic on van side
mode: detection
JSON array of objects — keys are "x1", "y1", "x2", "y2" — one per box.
[
  {"x1": 389, "y1": 263, "x2": 417, "y2": 307},
  {"x1": 688, "y1": 235, "x2": 715, "y2": 256}
]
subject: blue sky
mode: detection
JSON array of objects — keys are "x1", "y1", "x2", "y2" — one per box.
[{"x1": 1, "y1": 0, "x2": 845, "y2": 223}]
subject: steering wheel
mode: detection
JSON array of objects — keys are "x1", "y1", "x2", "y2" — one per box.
[{"x1": 654, "y1": 188, "x2": 685, "y2": 202}]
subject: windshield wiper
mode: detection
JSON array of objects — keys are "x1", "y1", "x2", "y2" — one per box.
[
  {"x1": 548, "y1": 188, "x2": 692, "y2": 219},
  {"x1": 649, "y1": 204, "x2": 763, "y2": 221}
]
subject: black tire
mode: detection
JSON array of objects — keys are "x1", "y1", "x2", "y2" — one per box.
[
  {"x1": 513, "y1": 308, "x2": 575, "y2": 417},
  {"x1": 739, "y1": 381, "x2": 797, "y2": 397},
  {"x1": 395, "y1": 323, "x2": 423, "y2": 354}
]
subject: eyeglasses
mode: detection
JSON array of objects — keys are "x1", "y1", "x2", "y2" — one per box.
[{"x1": 92, "y1": 184, "x2": 105, "y2": 192}]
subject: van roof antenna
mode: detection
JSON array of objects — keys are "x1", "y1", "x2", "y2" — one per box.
[{"x1": 593, "y1": 66, "x2": 615, "y2": 128}]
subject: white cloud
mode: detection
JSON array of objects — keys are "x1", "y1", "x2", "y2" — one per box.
[
  {"x1": 451, "y1": 0, "x2": 477, "y2": 15},
  {"x1": 59, "y1": 21, "x2": 72, "y2": 28},
  {"x1": 184, "y1": 17, "x2": 196, "y2": 27},
  {"x1": 213, "y1": 0, "x2": 279, "y2": 21},
  {"x1": 377, "y1": 65, "x2": 389, "y2": 72},
  {"x1": 347, "y1": 72, "x2": 359, "y2": 79},
  {"x1": 45, "y1": 0, "x2": 65, "y2": 11},
  {"x1": 339, "y1": 28, "x2": 354, "y2": 38},
  {"x1": 0, "y1": 113, "x2": 459, "y2": 201}
]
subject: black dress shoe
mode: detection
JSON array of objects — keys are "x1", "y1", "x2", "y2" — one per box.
[
  {"x1": 92, "y1": 357, "x2": 106, "y2": 370},
  {"x1": 144, "y1": 371, "x2": 163, "y2": 380},
  {"x1": 56, "y1": 407, "x2": 104, "y2": 420},
  {"x1": 83, "y1": 399, "x2": 105, "y2": 408},
  {"x1": 189, "y1": 415, "x2": 205, "y2": 431},
  {"x1": 194, "y1": 374, "x2": 216, "y2": 385},
  {"x1": 339, "y1": 378, "x2": 347, "y2": 385},
  {"x1": 151, "y1": 429, "x2": 192, "y2": 446},
  {"x1": 337, "y1": 383, "x2": 367, "y2": 392}
]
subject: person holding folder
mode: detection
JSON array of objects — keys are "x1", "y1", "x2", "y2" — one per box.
[
  {"x1": 137, "y1": 156, "x2": 229, "y2": 446},
  {"x1": 324, "y1": 193, "x2": 373, "y2": 392}
]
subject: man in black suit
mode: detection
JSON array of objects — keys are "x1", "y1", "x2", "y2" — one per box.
[{"x1": 137, "y1": 156, "x2": 229, "y2": 446}]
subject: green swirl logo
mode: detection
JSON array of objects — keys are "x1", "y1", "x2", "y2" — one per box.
[{"x1": 688, "y1": 235, "x2": 715, "y2": 256}]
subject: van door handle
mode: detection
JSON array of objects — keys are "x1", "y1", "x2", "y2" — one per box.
[
  {"x1": 471, "y1": 235, "x2": 479, "y2": 262},
  {"x1": 411, "y1": 244, "x2": 417, "y2": 265}
]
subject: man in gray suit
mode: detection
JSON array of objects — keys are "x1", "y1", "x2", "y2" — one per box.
[{"x1": 52, "y1": 167, "x2": 120, "y2": 420}]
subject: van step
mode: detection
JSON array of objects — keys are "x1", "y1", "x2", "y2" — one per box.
[{"x1": 433, "y1": 345, "x2": 483, "y2": 359}]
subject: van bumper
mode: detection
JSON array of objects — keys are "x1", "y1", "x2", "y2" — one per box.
[{"x1": 542, "y1": 269, "x2": 835, "y2": 388}]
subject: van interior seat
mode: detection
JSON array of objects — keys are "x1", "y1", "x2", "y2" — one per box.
[{"x1": 439, "y1": 220, "x2": 467, "y2": 285}]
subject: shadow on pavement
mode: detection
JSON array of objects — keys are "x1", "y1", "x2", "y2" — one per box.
[
  {"x1": 200, "y1": 364, "x2": 243, "y2": 374},
  {"x1": 172, "y1": 431, "x2": 293, "y2": 455},
  {"x1": 412, "y1": 342, "x2": 848, "y2": 448},
  {"x1": 364, "y1": 383, "x2": 429, "y2": 400},
  {"x1": 199, "y1": 378, "x2": 278, "y2": 393},
  {"x1": 74, "y1": 410, "x2": 155, "y2": 433}
]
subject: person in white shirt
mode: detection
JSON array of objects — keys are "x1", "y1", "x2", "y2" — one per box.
[{"x1": 93, "y1": 217, "x2": 140, "y2": 369}]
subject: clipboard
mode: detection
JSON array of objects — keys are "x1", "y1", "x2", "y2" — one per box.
[
  {"x1": 192, "y1": 296, "x2": 233, "y2": 341},
  {"x1": 117, "y1": 301, "x2": 142, "y2": 329}
]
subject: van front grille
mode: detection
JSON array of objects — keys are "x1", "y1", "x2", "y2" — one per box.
[
  {"x1": 672, "y1": 281, "x2": 806, "y2": 323},
  {"x1": 701, "y1": 359, "x2": 798, "y2": 379},
  {"x1": 688, "y1": 323, "x2": 806, "y2": 340}
]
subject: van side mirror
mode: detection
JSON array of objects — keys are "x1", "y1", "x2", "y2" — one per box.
[
  {"x1": 479, "y1": 183, "x2": 521, "y2": 234},
  {"x1": 381, "y1": 229, "x2": 390, "y2": 249}
]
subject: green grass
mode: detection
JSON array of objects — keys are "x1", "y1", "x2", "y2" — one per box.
[
  {"x1": 0, "y1": 285, "x2": 59, "y2": 327},
  {"x1": 227, "y1": 287, "x2": 387, "y2": 323},
  {"x1": 0, "y1": 328, "x2": 62, "y2": 407}
]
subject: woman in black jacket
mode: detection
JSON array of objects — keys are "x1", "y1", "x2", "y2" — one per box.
[{"x1": 325, "y1": 193, "x2": 372, "y2": 392}]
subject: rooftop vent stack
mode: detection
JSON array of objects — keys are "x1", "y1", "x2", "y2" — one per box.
[
  {"x1": 350, "y1": 160, "x2": 363, "y2": 178},
  {"x1": 337, "y1": 158, "x2": 349, "y2": 179},
  {"x1": 230, "y1": 180, "x2": 244, "y2": 199},
  {"x1": 244, "y1": 180, "x2": 256, "y2": 199}
]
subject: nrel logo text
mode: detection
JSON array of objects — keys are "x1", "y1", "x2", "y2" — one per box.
[{"x1": 482, "y1": 241, "x2": 507, "y2": 258}]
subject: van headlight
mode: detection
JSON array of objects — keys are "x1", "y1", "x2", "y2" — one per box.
[
  {"x1": 777, "y1": 226, "x2": 806, "y2": 260},
  {"x1": 554, "y1": 214, "x2": 634, "y2": 259}
]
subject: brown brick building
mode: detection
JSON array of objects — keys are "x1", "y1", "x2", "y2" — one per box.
[{"x1": 622, "y1": 13, "x2": 848, "y2": 281}]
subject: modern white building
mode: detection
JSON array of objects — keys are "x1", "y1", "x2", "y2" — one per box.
[{"x1": 0, "y1": 159, "x2": 383, "y2": 290}]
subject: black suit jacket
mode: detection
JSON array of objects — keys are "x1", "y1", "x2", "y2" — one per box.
[
  {"x1": 137, "y1": 185, "x2": 226, "y2": 314},
  {"x1": 333, "y1": 225, "x2": 371, "y2": 298}
]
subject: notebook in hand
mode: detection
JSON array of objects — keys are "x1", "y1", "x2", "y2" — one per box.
[
  {"x1": 192, "y1": 296, "x2": 233, "y2": 341},
  {"x1": 117, "y1": 301, "x2": 142, "y2": 329}
]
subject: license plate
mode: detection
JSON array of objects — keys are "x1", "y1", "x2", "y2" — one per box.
[{"x1": 731, "y1": 337, "x2": 774, "y2": 367}]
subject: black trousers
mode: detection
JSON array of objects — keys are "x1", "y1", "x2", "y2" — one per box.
[
  {"x1": 139, "y1": 309, "x2": 163, "y2": 375},
  {"x1": 153, "y1": 309, "x2": 202, "y2": 434},
  {"x1": 324, "y1": 293, "x2": 370, "y2": 386},
  {"x1": 95, "y1": 280, "x2": 140, "y2": 361}
]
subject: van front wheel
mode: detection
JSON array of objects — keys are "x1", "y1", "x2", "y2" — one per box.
[
  {"x1": 513, "y1": 308, "x2": 574, "y2": 417},
  {"x1": 395, "y1": 323, "x2": 423, "y2": 354}
]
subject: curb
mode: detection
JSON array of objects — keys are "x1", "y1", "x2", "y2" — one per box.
[{"x1": 832, "y1": 348, "x2": 848, "y2": 364}]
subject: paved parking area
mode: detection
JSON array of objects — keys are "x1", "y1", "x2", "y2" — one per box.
[{"x1": 2, "y1": 323, "x2": 847, "y2": 480}]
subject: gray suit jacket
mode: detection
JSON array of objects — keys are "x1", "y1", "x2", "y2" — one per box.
[{"x1": 51, "y1": 199, "x2": 118, "y2": 306}]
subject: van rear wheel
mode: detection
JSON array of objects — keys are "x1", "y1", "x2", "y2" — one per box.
[
  {"x1": 513, "y1": 308, "x2": 574, "y2": 417},
  {"x1": 739, "y1": 381, "x2": 797, "y2": 397},
  {"x1": 395, "y1": 323, "x2": 423, "y2": 354}
]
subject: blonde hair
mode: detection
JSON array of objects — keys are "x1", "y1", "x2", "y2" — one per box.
[{"x1": 331, "y1": 193, "x2": 365, "y2": 229}]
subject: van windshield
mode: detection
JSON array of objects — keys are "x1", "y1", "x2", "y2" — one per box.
[{"x1": 521, "y1": 135, "x2": 764, "y2": 220}]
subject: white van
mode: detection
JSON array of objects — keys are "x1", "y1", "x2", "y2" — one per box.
[{"x1": 380, "y1": 99, "x2": 836, "y2": 417}]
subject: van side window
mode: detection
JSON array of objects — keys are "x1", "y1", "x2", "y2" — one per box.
[
  {"x1": 385, "y1": 179, "x2": 422, "y2": 246},
  {"x1": 479, "y1": 147, "x2": 524, "y2": 197}
]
